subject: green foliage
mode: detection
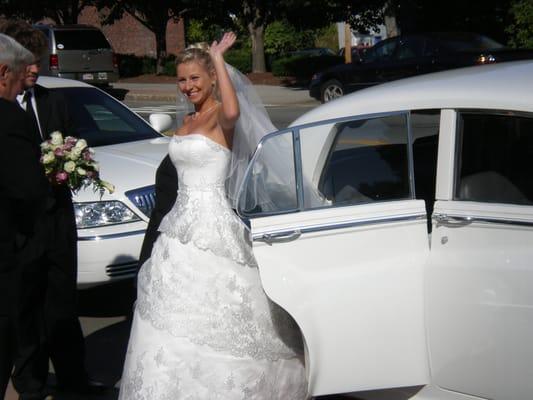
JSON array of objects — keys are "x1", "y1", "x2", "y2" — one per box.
[
  {"x1": 264, "y1": 20, "x2": 315, "y2": 57},
  {"x1": 187, "y1": 19, "x2": 225, "y2": 45},
  {"x1": 271, "y1": 54, "x2": 343, "y2": 83},
  {"x1": 507, "y1": 0, "x2": 533, "y2": 48},
  {"x1": 163, "y1": 54, "x2": 177, "y2": 76},
  {"x1": 314, "y1": 24, "x2": 339, "y2": 52},
  {"x1": 225, "y1": 48, "x2": 252, "y2": 74}
]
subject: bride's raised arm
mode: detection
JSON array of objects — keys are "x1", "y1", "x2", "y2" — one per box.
[{"x1": 210, "y1": 32, "x2": 240, "y2": 141}]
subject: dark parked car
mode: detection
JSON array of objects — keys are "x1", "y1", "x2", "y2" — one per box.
[{"x1": 310, "y1": 32, "x2": 533, "y2": 103}]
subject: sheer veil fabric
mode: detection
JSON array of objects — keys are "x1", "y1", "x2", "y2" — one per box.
[{"x1": 176, "y1": 63, "x2": 293, "y2": 213}]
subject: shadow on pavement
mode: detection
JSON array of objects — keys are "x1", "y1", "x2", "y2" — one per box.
[{"x1": 78, "y1": 279, "x2": 136, "y2": 318}]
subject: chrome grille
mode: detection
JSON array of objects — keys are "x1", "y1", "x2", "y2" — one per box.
[
  {"x1": 106, "y1": 261, "x2": 139, "y2": 278},
  {"x1": 125, "y1": 185, "x2": 156, "y2": 218}
]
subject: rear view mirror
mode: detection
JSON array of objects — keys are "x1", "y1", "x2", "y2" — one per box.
[{"x1": 149, "y1": 113, "x2": 173, "y2": 134}]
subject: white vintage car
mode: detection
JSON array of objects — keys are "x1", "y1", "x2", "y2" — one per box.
[
  {"x1": 40, "y1": 77, "x2": 171, "y2": 287},
  {"x1": 236, "y1": 60, "x2": 533, "y2": 399}
]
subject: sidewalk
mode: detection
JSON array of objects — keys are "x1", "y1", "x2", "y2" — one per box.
[{"x1": 111, "y1": 82, "x2": 319, "y2": 107}]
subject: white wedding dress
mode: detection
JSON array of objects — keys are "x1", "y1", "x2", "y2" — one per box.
[{"x1": 119, "y1": 134, "x2": 308, "y2": 400}]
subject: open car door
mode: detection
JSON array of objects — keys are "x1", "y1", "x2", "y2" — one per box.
[{"x1": 237, "y1": 112, "x2": 431, "y2": 396}]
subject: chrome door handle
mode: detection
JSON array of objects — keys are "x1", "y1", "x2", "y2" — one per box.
[
  {"x1": 254, "y1": 230, "x2": 301, "y2": 245},
  {"x1": 433, "y1": 213, "x2": 473, "y2": 227}
]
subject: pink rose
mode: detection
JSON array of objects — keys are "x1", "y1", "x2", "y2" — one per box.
[
  {"x1": 54, "y1": 147, "x2": 65, "y2": 157},
  {"x1": 55, "y1": 171, "x2": 68, "y2": 183},
  {"x1": 82, "y1": 150, "x2": 92, "y2": 161}
]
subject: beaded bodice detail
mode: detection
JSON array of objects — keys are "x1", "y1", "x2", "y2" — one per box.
[{"x1": 158, "y1": 134, "x2": 254, "y2": 265}]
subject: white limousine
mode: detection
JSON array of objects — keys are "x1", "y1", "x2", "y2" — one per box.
[
  {"x1": 236, "y1": 60, "x2": 533, "y2": 399},
  {"x1": 40, "y1": 77, "x2": 170, "y2": 287}
]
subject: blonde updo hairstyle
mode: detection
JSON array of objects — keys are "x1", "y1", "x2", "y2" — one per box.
[{"x1": 175, "y1": 42, "x2": 214, "y2": 74}]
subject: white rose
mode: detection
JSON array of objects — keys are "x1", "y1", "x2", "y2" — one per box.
[
  {"x1": 42, "y1": 152, "x2": 55, "y2": 164},
  {"x1": 76, "y1": 167, "x2": 86, "y2": 176},
  {"x1": 69, "y1": 147, "x2": 82, "y2": 160},
  {"x1": 101, "y1": 180, "x2": 115, "y2": 194},
  {"x1": 64, "y1": 161, "x2": 76, "y2": 173},
  {"x1": 90, "y1": 162, "x2": 100, "y2": 172},
  {"x1": 74, "y1": 139, "x2": 87, "y2": 150},
  {"x1": 50, "y1": 131, "x2": 63, "y2": 146}
]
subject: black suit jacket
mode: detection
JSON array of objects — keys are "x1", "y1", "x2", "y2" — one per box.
[
  {"x1": 138, "y1": 155, "x2": 178, "y2": 266},
  {"x1": 0, "y1": 99, "x2": 48, "y2": 313},
  {"x1": 33, "y1": 84, "x2": 76, "y2": 206}
]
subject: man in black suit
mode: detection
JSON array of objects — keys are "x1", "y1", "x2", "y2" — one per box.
[
  {"x1": 0, "y1": 33, "x2": 48, "y2": 400},
  {"x1": 1, "y1": 21, "x2": 104, "y2": 398},
  {"x1": 138, "y1": 154, "x2": 178, "y2": 266}
]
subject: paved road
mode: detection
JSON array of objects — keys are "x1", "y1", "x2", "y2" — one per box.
[{"x1": 123, "y1": 99, "x2": 317, "y2": 131}]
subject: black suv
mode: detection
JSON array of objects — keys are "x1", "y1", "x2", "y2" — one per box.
[{"x1": 310, "y1": 32, "x2": 533, "y2": 103}]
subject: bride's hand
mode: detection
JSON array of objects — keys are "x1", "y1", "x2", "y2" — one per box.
[{"x1": 210, "y1": 32, "x2": 236, "y2": 60}]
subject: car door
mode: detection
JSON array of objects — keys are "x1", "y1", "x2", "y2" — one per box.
[
  {"x1": 345, "y1": 38, "x2": 399, "y2": 91},
  {"x1": 377, "y1": 36, "x2": 433, "y2": 82},
  {"x1": 237, "y1": 112, "x2": 431, "y2": 396},
  {"x1": 427, "y1": 109, "x2": 533, "y2": 400}
]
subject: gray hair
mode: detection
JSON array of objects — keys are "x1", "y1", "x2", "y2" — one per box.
[{"x1": 0, "y1": 33, "x2": 34, "y2": 72}]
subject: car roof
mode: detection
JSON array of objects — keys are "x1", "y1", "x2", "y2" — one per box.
[
  {"x1": 293, "y1": 60, "x2": 533, "y2": 126},
  {"x1": 37, "y1": 76, "x2": 95, "y2": 89}
]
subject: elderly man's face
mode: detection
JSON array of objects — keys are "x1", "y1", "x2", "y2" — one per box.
[{"x1": 3, "y1": 66, "x2": 27, "y2": 100}]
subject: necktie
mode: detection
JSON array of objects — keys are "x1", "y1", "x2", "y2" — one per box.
[{"x1": 24, "y1": 91, "x2": 43, "y2": 141}]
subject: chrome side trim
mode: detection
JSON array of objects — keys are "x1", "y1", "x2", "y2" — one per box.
[
  {"x1": 78, "y1": 229, "x2": 146, "y2": 241},
  {"x1": 434, "y1": 214, "x2": 533, "y2": 228},
  {"x1": 252, "y1": 213, "x2": 425, "y2": 241}
]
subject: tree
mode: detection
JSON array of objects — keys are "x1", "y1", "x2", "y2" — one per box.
[
  {"x1": 95, "y1": 0, "x2": 193, "y2": 74},
  {"x1": 0, "y1": 0, "x2": 91, "y2": 24},
  {"x1": 507, "y1": 0, "x2": 533, "y2": 48},
  {"x1": 194, "y1": 0, "x2": 377, "y2": 73}
]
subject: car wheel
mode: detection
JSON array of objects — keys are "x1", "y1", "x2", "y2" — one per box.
[{"x1": 321, "y1": 79, "x2": 344, "y2": 103}]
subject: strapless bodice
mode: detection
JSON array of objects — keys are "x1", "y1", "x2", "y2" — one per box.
[
  {"x1": 157, "y1": 134, "x2": 254, "y2": 265},
  {"x1": 168, "y1": 134, "x2": 231, "y2": 190}
]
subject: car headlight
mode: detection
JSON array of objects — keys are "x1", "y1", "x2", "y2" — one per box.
[{"x1": 74, "y1": 201, "x2": 141, "y2": 229}]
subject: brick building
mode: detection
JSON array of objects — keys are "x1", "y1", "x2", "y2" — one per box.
[{"x1": 75, "y1": 6, "x2": 186, "y2": 57}]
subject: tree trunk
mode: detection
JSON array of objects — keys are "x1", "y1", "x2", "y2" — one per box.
[
  {"x1": 384, "y1": 1, "x2": 399, "y2": 37},
  {"x1": 155, "y1": 24, "x2": 168, "y2": 75},
  {"x1": 249, "y1": 23, "x2": 266, "y2": 73}
]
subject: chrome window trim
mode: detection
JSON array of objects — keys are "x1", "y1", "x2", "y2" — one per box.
[
  {"x1": 406, "y1": 111, "x2": 416, "y2": 199},
  {"x1": 237, "y1": 111, "x2": 411, "y2": 219},
  {"x1": 293, "y1": 128, "x2": 305, "y2": 211},
  {"x1": 433, "y1": 214, "x2": 533, "y2": 228},
  {"x1": 78, "y1": 229, "x2": 146, "y2": 241},
  {"x1": 252, "y1": 212, "x2": 425, "y2": 241}
]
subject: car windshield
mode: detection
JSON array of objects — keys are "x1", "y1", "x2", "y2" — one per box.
[
  {"x1": 53, "y1": 30, "x2": 111, "y2": 50},
  {"x1": 54, "y1": 87, "x2": 160, "y2": 147},
  {"x1": 439, "y1": 33, "x2": 505, "y2": 51}
]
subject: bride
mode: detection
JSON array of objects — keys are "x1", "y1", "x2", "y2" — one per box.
[{"x1": 119, "y1": 32, "x2": 308, "y2": 399}]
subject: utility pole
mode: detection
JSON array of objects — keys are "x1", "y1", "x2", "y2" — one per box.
[{"x1": 344, "y1": 22, "x2": 352, "y2": 63}]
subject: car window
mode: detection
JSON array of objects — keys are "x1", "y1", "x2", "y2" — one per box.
[
  {"x1": 395, "y1": 36, "x2": 426, "y2": 60},
  {"x1": 238, "y1": 130, "x2": 297, "y2": 215},
  {"x1": 455, "y1": 111, "x2": 533, "y2": 205},
  {"x1": 53, "y1": 30, "x2": 111, "y2": 50},
  {"x1": 54, "y1": 87, "x2": 160, "y2": 147},
  {"x1": 439, "y1": 33, "x2": 504, "y2": 52},
  {"x1": 363, "y1": 39, "x2": 398, "y2": 63},
  {"x1": 308, "y1": 114, "x2": 411, "y2": 208}
]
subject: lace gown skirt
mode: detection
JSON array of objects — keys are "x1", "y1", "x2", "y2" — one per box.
[{"x1": 119, "y1": 135, "x2": 308, "y2": 399}]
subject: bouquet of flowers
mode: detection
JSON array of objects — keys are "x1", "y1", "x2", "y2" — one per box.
[{"x1": 40, "y1": 131, "x2": 114, "y2": 196}]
